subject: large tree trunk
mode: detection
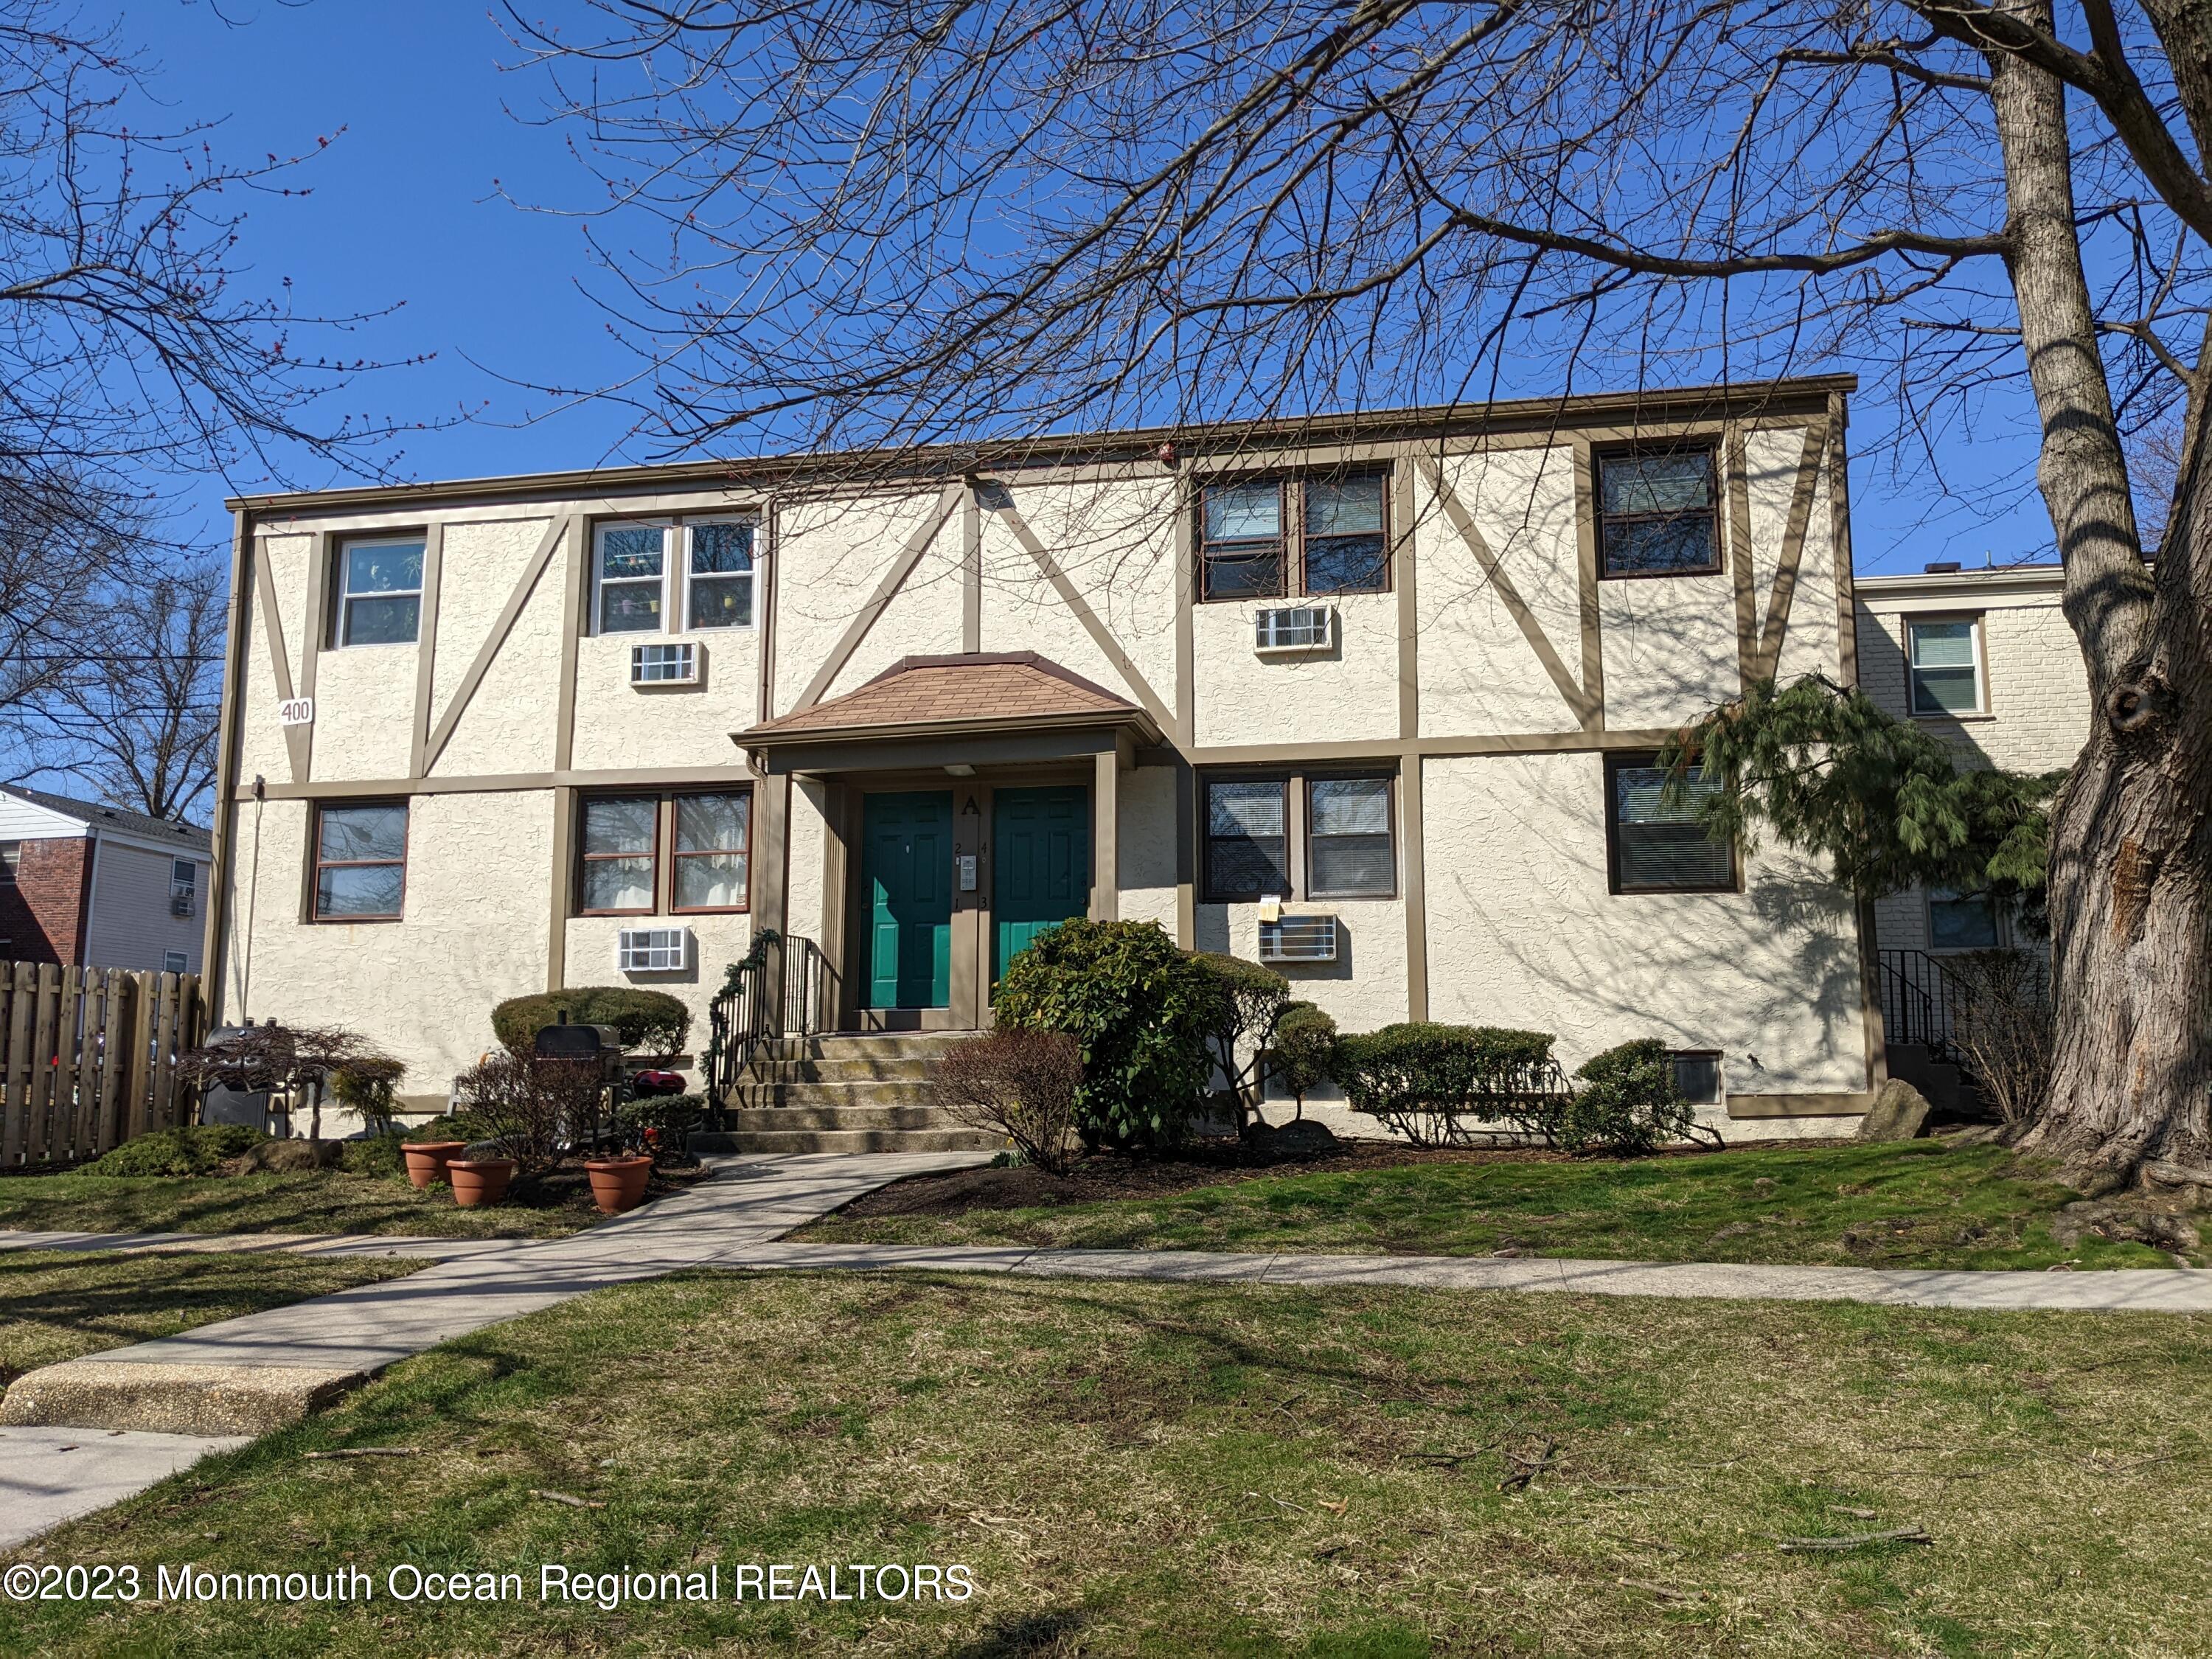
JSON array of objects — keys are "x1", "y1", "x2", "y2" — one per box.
[{"x1": 1986, "y1": 3, "x2": 2212, "y2": 1180}]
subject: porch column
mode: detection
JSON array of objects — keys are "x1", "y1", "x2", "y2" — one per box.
[
  {"x1": 757, "y1": 773, "x2": 791, "y2": 1025},
  {"x1": 1090, "y1": 747, "x2": 1119, "y2": 921}
]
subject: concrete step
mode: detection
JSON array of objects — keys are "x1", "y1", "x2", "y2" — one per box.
[
  {"x1": 754, "y1": 1055, "x2": 936, "y2": 1083},
  {"x1": 763, "y1": 1079, "x2": 937, "y2": 1109},
  {"x1": 770, "y1": 1033, "x2": 975, "y2": 1061},
  {"x1": 692, "y1": 1127, "x2": 1004, "y2": 1155},
  {"x1": 722, "y1": 1105, "x2": 960, "y2": 1131}
]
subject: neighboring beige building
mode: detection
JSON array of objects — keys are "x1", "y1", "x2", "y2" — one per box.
[
  {"x1": 1855, "y1": 563, "x2": 2088, "y2": 956},
  {"x1": 209, "y1": 375, "x2": 1935, "y2": 1135}
]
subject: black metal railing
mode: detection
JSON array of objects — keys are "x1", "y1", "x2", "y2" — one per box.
[
  {"x1": 1878, "y1": 947, "x2": 1966, "y2": 1064},
  {"x1": 703, "y1": 931, "x2": 830, "y2": 1118}
]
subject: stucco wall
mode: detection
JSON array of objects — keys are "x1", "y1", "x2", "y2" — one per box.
[
  {"x1": 235, "y1": 532, "x2": 313, "y2": 785},
  {"x1": 563, "y1": 911, "x2": 754, "y2": 1060},
  {"x1": 431, "y1": 516, "x2": 566, "y2": 778},
  {"x1": 220, "y1": 790, "x2": 554, "y2": 1089},
  {"x1": 1116, "y1": 764, "x2": 1179, "y2": 933},
  {"x1": 771, "y1": 492, "x2": 968, "y2": 715},
  {"x1": 1421, "y1": 753, "x2": 1866, "y2": 1096}
]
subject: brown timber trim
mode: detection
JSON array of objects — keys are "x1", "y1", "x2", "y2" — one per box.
[
  {"x1": 1401, "y1": 752, "x2": 1429, "y2": 1020},
  {"x1": 1174, "y1": 479, "x2": 1195, "y2": 747},
  {"x1": 1571, "y1": 441, "x2": 1605, "y2": 727},
  {"x1": 757, "y1": 498, "x2": 779, "y2": 726},
  {"x1": 819, "y1": 780, "x2": 850, "y2": 995},
  {"x1": 1091, "y1": 749, "x2": 1120, "y2": 922},
  {"x1": 1173, "y1": 757, "x2": 1196, "y2": 948},
  {"x1": 552, "y1": 514, "x2": 588, "y2": 773},
  {"x1": 257, "y1": 766, "x2": 756, "y2": 801},
  {"x1": 961, "y1": 481, "x2": 982, "y2": 654},
  {"x1": 408, "y1": 524, "x2": 445, "y2": 779},
  {"x1": 299, "y1": 532, "x2": 328, "y2": 782},
  {"x1": 1417, "y1": 453, "x2": 1596, "y2": 728},
  {"x1": 988, "y1": 492, "x2": 1178, "y2": 734},
  {"x1": 1392, "y1": 458, "x2": 1419, "y2": 740},
  {"x1": 424, "y1": 515, "x2": 567, "y2": 776},
  {"x1": 1828, "y1": 392, "x2": 1861, "y2": 686},
  {"x1": 1725, "y1": 1091, "x2": 1873, "y2": 1120},
  {"x1": 547, "y1": 784, "x2": 574, "y2": 992},
  {"x1": 1725, "y1": 425, "x2": 1759, "y2": 690},
  {"x1": 1177, "y1": 728, "x2": 1688, "y2": 766},
  {"x1": 254, "y1": 542, "x2": 306, "y2": 786},
  {"x1": 204, "y1": 512, "x2": 254, "y2": 1021},
  {"x1": 1756, "y1": 422, "x2": 1828, "y2": 680},
  {"x1": 1856, "y1": 893, "x2": 1888, "y2": 1094},
  {"x1": 796, "y1": 483, "x2": 964, "y2": 711},
  {"x1": 227, "y1": 376, "x2": 1855, "y2": 518}
]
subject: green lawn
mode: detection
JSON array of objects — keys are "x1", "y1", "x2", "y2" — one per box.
[
  {"x1": 4, "y1": 1270, "x2": 2206, "y2": 1656},
  {"x1": 0, "y1": 1169, "x2": 611, "y2": 1240},
  {"x1": 1, "y1": 1249, "x2": 421, "y2": 1395},
  {"x1": 798, "y1": 1139, "x2": 2194, "y2": 1270}
]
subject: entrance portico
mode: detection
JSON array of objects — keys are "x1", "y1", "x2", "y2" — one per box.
[{"x1": 740, "y1": 653, "x2": 1161, "y2": 1031}]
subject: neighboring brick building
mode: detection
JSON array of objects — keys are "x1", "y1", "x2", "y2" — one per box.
[
  {"x1": 0, "y1": 787, "x2": 212, "y2": 972},
  {"x1": 1854, "y1": 562, "x2": 2088, "y2": 953}
]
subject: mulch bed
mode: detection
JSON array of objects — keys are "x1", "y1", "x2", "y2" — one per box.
[{"x1": 831, "y1": 1139, "x2": 1576, "y2": 1219}]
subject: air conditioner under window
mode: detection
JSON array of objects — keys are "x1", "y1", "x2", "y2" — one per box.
[
  {"x1": 1258, "y1": 915, "x2": 1338, "y2": 963},
  {"x1": 1253, "y1": 605, "x2": 1335, "y2": 653},
  {"x1": 169, "y1": 894, "x2": 194, "y2": 917},
  {"x1": 617, "y1": 927, "x2": 691, "y2": 973},
  {"x1": 630, "y1": 641, "x2": 702, "y2": 686}
]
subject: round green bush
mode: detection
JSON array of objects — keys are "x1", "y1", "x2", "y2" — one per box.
[
  {"x1": 338, "y1": 1133, "x2": 407, "y2": 1180},
  {"x1": 86, "y1": 1124, "x2": 269, "y2": 1178},
  {"x1": 992, "y1": 918, "x2": 1217, "y2": 1150},
  {"x1": 490, "y1": 988, "x2": 691, "y2": 1058},
  {"x1": 1266, "y1": 1001, "x2": 1340, "y2": 1105},
  {"x1": 1565, "y1": 1038, "x2": 1697, "y2": 1155}
]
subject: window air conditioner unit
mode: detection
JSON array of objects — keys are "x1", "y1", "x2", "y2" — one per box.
[
  {"x1": 630, "y1": 641, "x2": 702, "y2": 686},
  {"x1": 1258, "y1": 914, "x2": 1338, "y2": 963},
  {"x1": 170, "y1": 894, "x2": 195, "y2": 917},
  {"x1": 1253, "y1": 606, "x2": 1335, "y2": 654},
  {"x1": 617, "y1": 927, "x2": 690, "y2": 973}
]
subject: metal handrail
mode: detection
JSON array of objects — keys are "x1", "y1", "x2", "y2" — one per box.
[
  {"x1": 1878, "y1": 947, "x2": 1961, "y2": 1063},
  {"x1": 703, "y1": 931, "x2": 829, "y2": 1117}
]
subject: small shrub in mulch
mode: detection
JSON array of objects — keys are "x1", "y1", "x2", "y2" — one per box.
[{"x1": 85, "y1": 1124, "x2": 270, "y2": 1178}]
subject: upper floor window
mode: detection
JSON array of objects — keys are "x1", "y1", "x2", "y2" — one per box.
[
  {"x1": 0, "y1": 841, "x2": 17, "y2": 887},
  {"x1": 595, "y1": 520, "x2": 760, "y2": 636},
  {"x1": 1907, "y1": 616, "x2": 1984, "y2": 715},
  {"x1": 170, "y1": 858, "x2": 197, "y2": 916},
  {"x1": 577, "y1": 789, "x2": 752, "y2": 915},
  {"x1": 1203, "y1": 772, "x2": 1397, "y2": 901},
  {"x1": 313, "y1": 801, "x2": 408, "y2": 921},
  {"x1": 1199, "y1": 473, "x2": 1388, "y2": 602},
  {"x1": 337, "y1": 537, "x2": 425, "y2": 645},
  {"x1": 1606, "y1": 756, "x2": 1736, "y2": 894},
  {"x1": 1596, "y1": 448, "x2": 1719, "y2": 577}
]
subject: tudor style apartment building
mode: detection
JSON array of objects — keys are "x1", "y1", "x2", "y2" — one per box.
[{"x1": 201, "y1": 375, "x2": 2090, "y2": 1134}]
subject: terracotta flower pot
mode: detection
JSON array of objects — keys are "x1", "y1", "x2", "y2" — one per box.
[
  {"x1": 402, "y1": 1140, "x2": 467, "y2": 1189},
  {"x1": 447, "y1": 1157, "x2": 516, "y2": 1208},
  {"x1": 584, "y1": 1155, "x2": 653, "y2": 1215}
]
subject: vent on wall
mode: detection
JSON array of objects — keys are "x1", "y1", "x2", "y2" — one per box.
[
  {"x1": 1253, "y1": 606, "x2": 1335, "y2": 653},
  {"x1": 1258, "y1": 915, "x2": 1338, "y2": 963},
  {"x1": 630, "y1": 641, "x2": 702, "y2": 686},
  {"x1": 617, "y1": 927, "x2": 691, "y2": 973}
]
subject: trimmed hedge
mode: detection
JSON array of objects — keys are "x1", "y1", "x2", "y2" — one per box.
[
  {"x1": 1265, "y1": 1001, "x2": 1340, "y2": 1109},
  {"x1": 992, "y1": 918, "x2": 1217, "y2": 1150},
  {"x1": 1333, "y1": 1022, "x2": 1560, "y2": 1148},
  {"x1": 1564, "y1": 1037, "x2": 1700, "y2": 1155},
  {"x1": 490, "y1": 988, "x2": 691, "y2": 1059}
]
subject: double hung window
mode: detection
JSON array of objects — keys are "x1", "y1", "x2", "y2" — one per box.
[
  {"x1": 336, "y1": 538, "x2": 425, "y2": 645},
  {"x1": 1595, "y1": 448, "x2": 1720, "y2": 577},
  {"x1": 594, "y1": 520, "x2": 760, "y2": 636},
  {"x1": 313, "y1": 802, "x2": 408, "y2": 920},
  {"x1": 1197, "y1": 473, "x2": 1390, "y2": 601},
  {"x1": 1907, "y1": 617, "x2": 1984, "y2": 715},
  {"x1": 1606, "y1": 757, "x2": 1736, "y2": 894},
  {"x1": 578, "y1": 790, "x2": 752, "y2": 914},
  {"x1": 1203, "y1": 773, "x2": 1397, "y2": 901}
]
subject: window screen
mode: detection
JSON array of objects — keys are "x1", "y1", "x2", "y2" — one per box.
[
  {"x1": 313, "y1": 802, "x2": 408, "y2": 919},
  {"x1": 1200, "y1": 482, "x2": 1287, "y2": 600},
  {"x1": 338, "y1": 539, "x2": 424, "y2": 645},
  {"x1": 1909, "y1": 619, "x2": 1981, "y2": 714},
  {"x1": 1206, "y1": 779, "x2": 1290, "y2": 899},
  {"x1": 672, "y1": 792, "x2": 750, "y2": 910},
  {"x1": 597, "y1": 525, "x2": 667, "y2": 634},
  {"x1": 1303, "y1": 477, "x2": 1388, "y2": 594},
  {"x1": 687, "y1": 521, "x2": 756, "y2": 630},
  {"x1": 580, "y1": 796, "x2": 658, "y2": 912},
  {"x1": 1597, "y1": 450, "x2": 1719, "y2": 576},
  {"x1": 1610, "y1": 762, "x2": 1734, "y2": 891},
  {"x1": 1308, "y1": 778, "x2": 1394, "y2": 895}
]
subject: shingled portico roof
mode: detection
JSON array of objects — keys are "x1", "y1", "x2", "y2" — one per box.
[{"x1": 740, "y1": 652, "x2": 1160, "y2": 749}]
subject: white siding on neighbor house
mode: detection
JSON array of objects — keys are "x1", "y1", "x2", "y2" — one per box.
[
  {"x1": 0, "y1": 796, "x2": 89, "y2": 841},
  {"x1": 83, "y1": 840, "x2": 205, "y2": 973}
]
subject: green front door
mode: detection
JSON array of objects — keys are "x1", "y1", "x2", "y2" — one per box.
[
  {"x1": 864, "y1": 791, "x2": 954, "y2": 1009},
  {"x1": 993, "y1": 785, "x2": 1091, "y2": 983}
]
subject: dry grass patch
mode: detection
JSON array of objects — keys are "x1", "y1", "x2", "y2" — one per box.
[{"x1": 5, "y1": 1271, "x2": 2208, "y2": 1656}]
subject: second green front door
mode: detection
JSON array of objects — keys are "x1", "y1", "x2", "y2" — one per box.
[
  {"x1": 993, "y1": 785, "x2": 1090, "y2": 983},
  {"x1": 864, "y1": 790, "x2": 953, "y2": 1009}
]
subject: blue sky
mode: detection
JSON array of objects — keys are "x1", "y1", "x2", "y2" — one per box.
[{"x1": 138, "y1": 0, "x2": 2056, "y2": 575}]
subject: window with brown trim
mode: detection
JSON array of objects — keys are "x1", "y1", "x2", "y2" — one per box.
[
  {"x1": 576, "y1": 789, "x2": 752, "y2": 916},
  {"x1": 1198, "y1": 472, "x2": 1390, "y2": 601},
  {"x1": 1203, "y1": 771, "x2": 1398, "y2": 901},
  {"x1": 1595, "y1": 447, "x2": 1720, "y2": 577},
  {"x1": 312, "y1": 801, "x2": 408, "y2": 920},
  {"x1": 1670, "y1": 1050, "x2": 1723, "y2": 1105},
  {"x1": 1604, "y1": 754, "x2": 1736, "y2": 894}
]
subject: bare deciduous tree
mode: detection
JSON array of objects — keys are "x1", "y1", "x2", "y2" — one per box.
[{"x1": 512, "y1": 0, "x2": 2212, "y2": 1183}]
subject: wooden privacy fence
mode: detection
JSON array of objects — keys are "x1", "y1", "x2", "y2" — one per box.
[{"x1": 0, "y1": 962, "x2": 208, "y2": 1169}]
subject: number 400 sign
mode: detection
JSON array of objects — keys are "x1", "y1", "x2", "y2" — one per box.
[{"x1": 277, "y1": 698, "x2": 315, "y2": 727}]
